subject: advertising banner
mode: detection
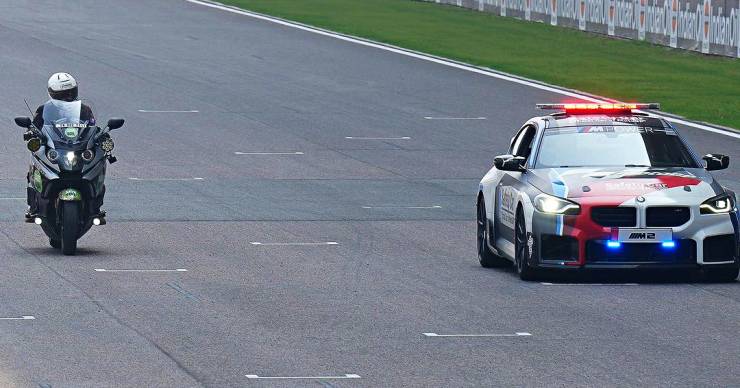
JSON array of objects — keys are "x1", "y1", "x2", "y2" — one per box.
[{"x1": 430, "y1": 0, "x2": 740, "y2": 57}]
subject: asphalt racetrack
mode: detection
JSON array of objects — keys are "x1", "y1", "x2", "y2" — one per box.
[{"x1": 0, "y1": 1, "x2": 739, "y2": 387}]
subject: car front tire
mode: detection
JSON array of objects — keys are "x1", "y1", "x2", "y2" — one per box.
[
  {"x1": 703, "y1": 266, "x2": 739, "y2": 283},
  {"x1": 514, "y1": 210, "x2": 537, "y2": 281}
]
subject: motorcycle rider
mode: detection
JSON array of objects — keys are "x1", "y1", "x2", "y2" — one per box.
[
  {"x1": 26, "y1": 72, "x2": 101, "y2": 221},
  {"x1": 32, "y1": 73, "x2": 95, "y2": 129}
]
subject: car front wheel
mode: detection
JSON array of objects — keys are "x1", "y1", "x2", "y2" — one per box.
[
  {"x1": 703, "y1": 266, "x2": 739, "y2": 282},
  {"x1": 514, "y1": 210, "x2": 537, "y2": 281}
]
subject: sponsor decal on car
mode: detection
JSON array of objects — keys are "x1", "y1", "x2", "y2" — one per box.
[{"x1": 499, "y1": 186, "x2": 518, "y2": 229}]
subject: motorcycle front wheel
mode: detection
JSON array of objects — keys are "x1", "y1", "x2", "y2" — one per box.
[{"x1": 60, "y1": 201, "x2": 80, "y2": 256}]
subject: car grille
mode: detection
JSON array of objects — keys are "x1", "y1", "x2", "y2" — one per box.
[
  {"x1": 586, "y1": 239, "x2": 696, "y2": 264},
  {"x1": 703, "y1": 235, "x2": 737, "y2": 262},
  {"x1": 646, "y1": 207, "x2": 690, "y2": 227},
  {"x1": 591, "y1": 207, "x2": 637, "y2": 227}
]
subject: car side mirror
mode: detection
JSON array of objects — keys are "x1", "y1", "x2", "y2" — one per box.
[
  {"x1": 14, "y1": 116, "x2": 32, "y2": 128},
  {"x1": 494, "y1": 154, "x2": 526, "y2": 171},
  {"x1": 703, "y1": 154, "x2": 729, "y2": 171},
  {"x1": 107, "y1": 118, "x2": 125, "y2": 130}
]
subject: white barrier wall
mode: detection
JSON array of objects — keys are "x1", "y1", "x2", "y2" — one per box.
[{"x1": 429, "y1": 0, "x2": 740, "y2": 57}]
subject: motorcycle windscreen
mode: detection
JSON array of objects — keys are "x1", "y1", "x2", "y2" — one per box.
[{"x1": 41, "y1": 100, "x2": 91, "y2": 144}]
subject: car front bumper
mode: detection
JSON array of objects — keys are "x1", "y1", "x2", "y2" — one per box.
[{"x1": 529, "y1": 204, "x2": 740, "y2": 269}]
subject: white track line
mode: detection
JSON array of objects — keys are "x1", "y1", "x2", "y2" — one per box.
[
  {"x1": 235, "y1": 151, "x2": 304, "y2": 155},
  {"x1": 250, "y1": 242, "x2": 338, "y2": 246},
  {"x1": 246, "y1": 374, "x2": 361, "y2": 380},
  {"x1": 185, "y1": 0, "x2": 740, "y2": 139},
  {"x1": 540, "y1": 282, "x2": 639, "y2": 286},
  {"x1": 129, "y1": 177, "x2": 205, "y2": 181},
  {"x1": 424, "y1": 116, "x2": 487, "y2": 120},
  {"x1": 345, "y1": 136, "x2": 411, "y2": 140},
  {"x1": 362, "y1": 205, "x2": 442, "y2": 209},
  {"x1": 138, "y1": 110, "x2": 199, "y2": 113},
  {"x1": 94, "y1": 269, "x2": 188, "y2": 272},
  {"x1": 423, "y1": 332, "x2": 531, "y2": 337},
  {"x1": 0, "y1": 316, "x2": 35, "y2": 320}
]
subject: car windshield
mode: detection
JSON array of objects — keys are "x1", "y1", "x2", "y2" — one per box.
[{"x1": 535, "y1": 126, "x2": 700, "y2": 168}]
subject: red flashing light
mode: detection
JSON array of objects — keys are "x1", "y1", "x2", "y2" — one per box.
[{"x1": 536, "y1": 103, "x2": 660, "y2": 113}]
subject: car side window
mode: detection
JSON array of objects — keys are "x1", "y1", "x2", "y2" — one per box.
[{"x1": 510, "y1": 125, "x2": 536, "y2": 160}]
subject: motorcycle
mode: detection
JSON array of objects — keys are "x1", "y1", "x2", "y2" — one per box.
[{"x1": 14, "y1": 100, "x2": 123, "y2": 255}]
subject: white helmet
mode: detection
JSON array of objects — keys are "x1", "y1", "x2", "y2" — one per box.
[{"x1": 47, "y1": 72, "x2": 78, "y2": 102}]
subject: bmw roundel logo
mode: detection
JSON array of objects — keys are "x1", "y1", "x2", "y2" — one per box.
[{"x1": 636, "y1": 196, "x2": 646, "y2": 203}]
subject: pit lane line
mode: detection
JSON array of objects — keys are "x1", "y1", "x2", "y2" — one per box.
[
  {"x1": 423, "y1": 332, "x2": 531, "y2": 337},
  {"x1": 0, "y1": 316, "x2": 35, "y2": 320},
  {"x1": 94, "y1": 269, "x2": 188, "y2": 272},
  {"x1": 250, "y1": 241, "x2": 339, "y2": 246},
  {"x1": 246, "y1": 374, "x2": 361, "y2": 380}
]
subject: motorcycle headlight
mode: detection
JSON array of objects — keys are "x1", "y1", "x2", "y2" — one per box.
[
  {"x1": 46, "y1": 149, "x2": 59, "y2": 162},
  {"x1": 82, "y1": 149, "x2": 95, "y2": 162},
  {"x1": 101, "y1": 137, "x2": 114, "y2": 153},
  {"x1": 63, "y1": 151, "x2": 78, "y2": 167},
  {"x1": 700, "y1": 193, "x2": 735, "y2": 214},
  {"x1": 27, "y1": 137, "x2": 42, "y2": 152},
  {"x1": 534, "y1": 193, "x2": 580, "y2": 215}
]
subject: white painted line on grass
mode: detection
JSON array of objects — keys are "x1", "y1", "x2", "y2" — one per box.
[
  {"x1": 362, "y1": 205, "x2": 442, "y2": 209},
  {"x1": 129, "y1": 177, "x2": 205, "y2": 181},
  {"x1": 138, "y1": 110, "x2": 199, "y2": 113},
  {"x1": 424, "y1": 116, "x2": 487, "y2": 120},
  {"x1": 345, "y1": 136, "x2": 410, "y2": 140},
  {"x1": 185, "y1": 0, "x2": 740, "y2": 139},
  {"x1": 0, "y1": 316, "x2": 35, "y2": 320},
  {"x1": 540, "y1": 282, "x2": 639, "y2": 286},
  {"x1": 424, "y1": 332, "x2": 531, "y2": 337},
  {"x1": 235, "y1": 151, "x2": 304, "y2": 155},
  {"x1": 94, "y1": 269, "x2": 188, "y2": 272},
  {"x1": 250, "y1": 241, "x2": 339, "y2": 246},
  {"x1": 246, "y1": 374, "x2": 360, "y2": 380}
]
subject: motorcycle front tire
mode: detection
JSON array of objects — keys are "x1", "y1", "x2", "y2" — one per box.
[{"x1": 60, "y1": 201, "x2": 80, "y2": 256}]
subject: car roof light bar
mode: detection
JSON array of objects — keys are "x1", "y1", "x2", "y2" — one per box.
[{"x1": 536, "y1": 103, "x2": 660, "y2": 112}]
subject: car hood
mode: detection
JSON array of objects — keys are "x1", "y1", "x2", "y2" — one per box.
[{"x1": 526, "y1": 167, "x2": 724, "y2": 201}]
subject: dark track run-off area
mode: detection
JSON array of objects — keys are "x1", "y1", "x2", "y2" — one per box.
[{"x1": 0, "y1": 1, "x2": 739, "y2": 387}]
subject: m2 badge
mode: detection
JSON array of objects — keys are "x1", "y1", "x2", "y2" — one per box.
[{"x1": 618, "y1": 229, "x2": 672, "y2": 243}]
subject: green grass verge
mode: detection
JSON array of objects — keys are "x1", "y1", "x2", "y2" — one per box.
[{"x1": 217, "y1": 0, "x2": 740, "y2": 129}]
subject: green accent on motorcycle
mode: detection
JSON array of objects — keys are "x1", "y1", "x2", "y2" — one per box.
[
  {"x1": 64, "y1": 127, "x2": 79, "y2": 139},
  {"x1": 58, "y1": 188, "x2": 82, "y2": 201},
  {"x1": 33, "y1": 169, "x2": 43, "y2": 192}
]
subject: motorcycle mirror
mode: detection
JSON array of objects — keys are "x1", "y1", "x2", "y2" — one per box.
[
  {"x1": 14, "y1": 116, "x2": 32, "y2": 128},
  {"x1": 107, "y1": 118, "x2": 125, "y2": 130}
]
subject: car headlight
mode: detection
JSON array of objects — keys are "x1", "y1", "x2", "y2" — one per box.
[
  {"x1": 534, "y1": 193, "x2": 580, "y2": 215},
  {"x1": 700, "y1": 193, "x2": 735, "y2": 214}
]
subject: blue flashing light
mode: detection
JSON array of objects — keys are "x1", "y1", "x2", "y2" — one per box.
[
  {"x1": 661, "y1": 241, "x2": 676, "y2": 249},
  {"x1": 606, "y1": 241, "x2": 621, "y2": 249}
]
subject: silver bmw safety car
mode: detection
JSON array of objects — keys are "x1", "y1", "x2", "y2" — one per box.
[{"x1": 477, "y1": 103, "x2": 739, "y2": 281}]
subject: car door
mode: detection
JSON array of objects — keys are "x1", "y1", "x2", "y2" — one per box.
[{"x1": 493, "y1": 125, "x2": 537, "y2": 251}]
